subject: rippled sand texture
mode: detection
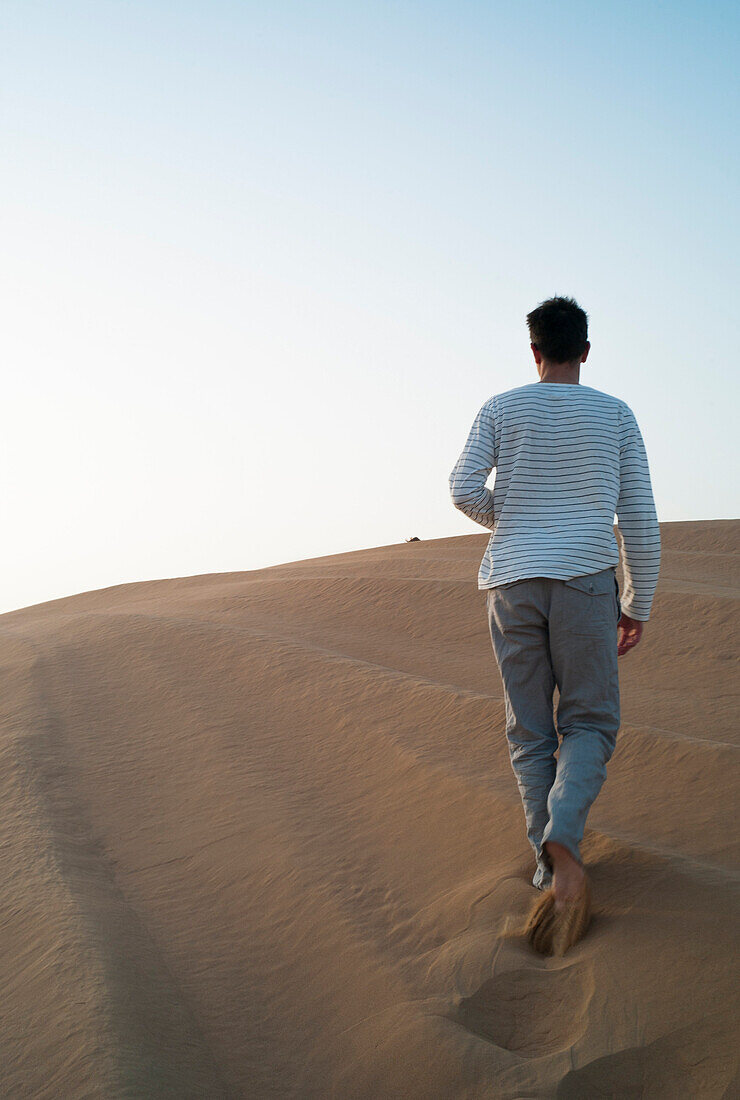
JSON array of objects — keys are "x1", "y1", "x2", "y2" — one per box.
[{"x1": 1, "y1": 520, "x2": 738, "y2": 1098}]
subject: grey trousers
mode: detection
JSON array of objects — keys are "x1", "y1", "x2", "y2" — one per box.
[{"x1": 486, "y1": 567, "x2": 621, "y2": 890}]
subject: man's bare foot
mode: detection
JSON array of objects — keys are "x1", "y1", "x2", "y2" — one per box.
[
  {"x1": 545, "y1": 841, "x2": 585, "y2": 912},
  {"x1": 524, "y1": 844, "x2": 592, "y2": 956}
]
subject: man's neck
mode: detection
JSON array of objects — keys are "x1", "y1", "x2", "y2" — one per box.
[{"x1": 537, "y1": 360, "x2": 580, "y2": 384}]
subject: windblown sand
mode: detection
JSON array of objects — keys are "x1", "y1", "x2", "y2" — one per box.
[{"x1": 1, "y1": 520, "x2": 738, "y2": 1098}]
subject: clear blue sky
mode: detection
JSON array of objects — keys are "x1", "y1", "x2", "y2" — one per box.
[{"x1": 1, "y1": 1, "x2": 738, "y2": 613}]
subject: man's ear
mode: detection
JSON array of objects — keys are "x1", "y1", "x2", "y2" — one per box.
[
  {"x1": 581, "y1": 341, "x2": 591, "y2": 363},
  {"x1": 531, "y1": 343, "x2": 542, "y2": 364}
]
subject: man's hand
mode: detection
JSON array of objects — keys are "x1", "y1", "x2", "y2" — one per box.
[{"x1": 618, "y1": 613, "x2": 644, "y2": 656}]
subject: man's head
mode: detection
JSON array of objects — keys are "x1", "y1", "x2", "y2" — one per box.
[{"x1": 527, "y1": 296, "x2": 589, "y2": 365}]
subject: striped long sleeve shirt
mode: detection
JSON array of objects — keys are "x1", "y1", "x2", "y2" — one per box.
[{"x1": 448, "y1": 381, "x2": 661, "y2": 621}]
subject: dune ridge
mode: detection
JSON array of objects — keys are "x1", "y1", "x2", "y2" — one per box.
[{"x1": 1, "y1": 519, "x2": 738, "y2": 1098}]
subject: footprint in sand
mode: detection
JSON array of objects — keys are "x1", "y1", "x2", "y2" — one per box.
[{"x1": 455, "y1": 960, "x2": 594, "y2": 1056}]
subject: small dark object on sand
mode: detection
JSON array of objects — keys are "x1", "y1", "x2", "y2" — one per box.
[{"x1": 405, "y1": 536, "x2": 421, "y2": 542}]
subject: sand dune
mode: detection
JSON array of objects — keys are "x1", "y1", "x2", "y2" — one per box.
[{"x1": 1, "y1": 519, "x2": 738, "y2": 1098}]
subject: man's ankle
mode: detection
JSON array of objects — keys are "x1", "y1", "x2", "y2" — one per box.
[{"x1": 545, "y1": 840, "x2": 583, "y2": 875}]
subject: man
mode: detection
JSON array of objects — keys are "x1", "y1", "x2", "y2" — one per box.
[{"x1": 448, "y1": 296, "x2": 660, "y2": 956}]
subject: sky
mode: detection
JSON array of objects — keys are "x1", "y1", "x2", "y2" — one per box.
[{"x1": 1, "y1": 0, "x2": 738, "y2": 614}]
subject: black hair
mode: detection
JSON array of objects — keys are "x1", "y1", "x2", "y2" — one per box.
[{"x1": 526, "y1": 296, "x2": 589, "y2": 363}]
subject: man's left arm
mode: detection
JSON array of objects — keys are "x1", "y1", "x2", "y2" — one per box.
[{"x1": 448, "y1": 400, "x2": 497, "y2": 530}]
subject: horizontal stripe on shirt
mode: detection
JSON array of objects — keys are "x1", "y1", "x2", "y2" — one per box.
[{"x1": 448, "y1": 381, "x2": 661, "y2": 621}]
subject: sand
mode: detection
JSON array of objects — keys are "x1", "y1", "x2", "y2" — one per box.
[{"x1": 0, "y1": 519, "x2": 738, "y2": 1098}]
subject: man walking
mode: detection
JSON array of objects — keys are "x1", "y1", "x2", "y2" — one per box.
[{"x1": 448, "y1": 296, "x2": 660, "y2": 955}]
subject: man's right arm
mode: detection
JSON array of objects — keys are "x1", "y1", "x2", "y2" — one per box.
[{"x1": 615, "y1": 404, "x2": 661, "y2": 622}]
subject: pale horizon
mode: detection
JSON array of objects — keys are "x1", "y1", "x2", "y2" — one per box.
[{"x1": 2, "y1": 1, "x2": 738, "y2": 614}]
